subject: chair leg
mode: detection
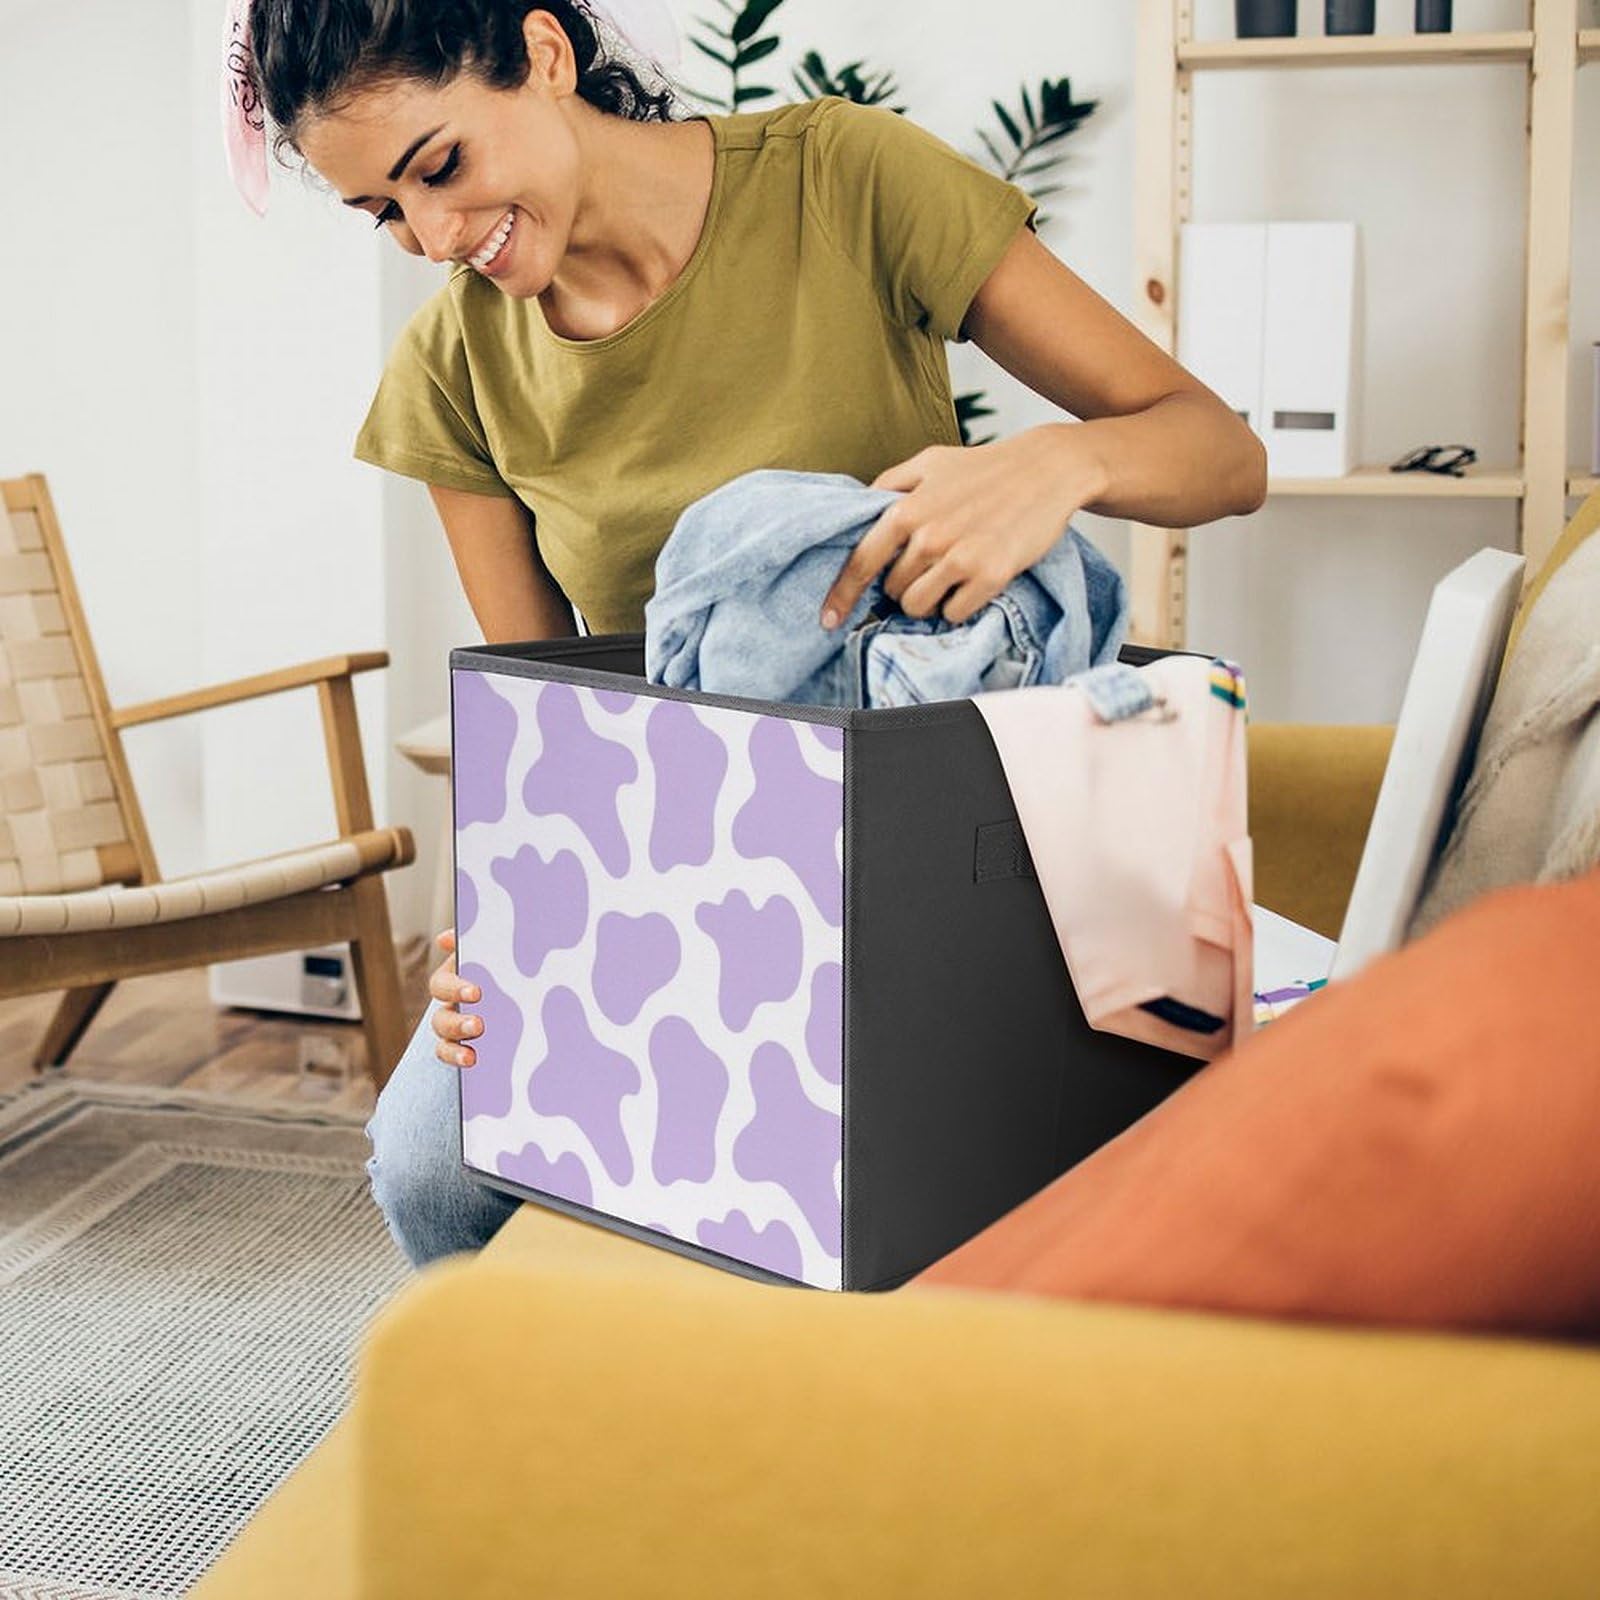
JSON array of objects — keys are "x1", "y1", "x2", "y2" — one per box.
[
  {"x1": 34, "y1": 981, "x2": 117, "y2": 1072},
  {"x1": 347, "y1": 877, "x2": 409, "y2": 1094}
]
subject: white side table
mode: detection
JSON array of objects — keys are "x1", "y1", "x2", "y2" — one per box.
[{"x1": 395, "y1": 713, "x2": 452, "y2": 942}]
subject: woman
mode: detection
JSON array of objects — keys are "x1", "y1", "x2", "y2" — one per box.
[{"x1": 246, "y1": 0, "x2": 1265, "y2": 1267}]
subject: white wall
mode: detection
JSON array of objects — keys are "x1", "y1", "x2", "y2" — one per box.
[
  {"x1": 186, "y1": 0, "x2": 421, "y2": 984},
  {"x1": 4, "y1": 0, "x2": 1596, "y2": 968},
  {"x1": 0, "y1": 0, "x2": 204, "y2": 877}
]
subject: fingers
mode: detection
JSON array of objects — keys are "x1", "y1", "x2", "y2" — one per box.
[
  {"x1": 870, "y1": 455, "x2": 925, "y2": 493},
  {"x1": 899, "y1": 547, "x2": 1005, "y2": 625},
  {"x1": 427, "y1": 953, "x2": 458, "y2": 998},
  {"x1": 820, "y1": 501, "x2": 908, "y2": 630},
  {"x1": 427, "y1": 926, "x2": 482, "y2": 1066},
  {"x1": 882, "y1": 525, "x2": 958, "y2": 610},
  {"x1": 432, "y1": 1000, "x2": 482, "y2": 1069}
]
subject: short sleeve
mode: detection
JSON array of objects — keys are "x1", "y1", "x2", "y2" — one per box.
[
  {"x1": 352, "y1": 294, "x2": 517, "y2": 497},
  {"x1": 807, "y1": 97, "x2": 1038, "y2": 343}
]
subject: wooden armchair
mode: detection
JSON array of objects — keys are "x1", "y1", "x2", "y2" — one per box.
[{"x1": 0, "y1": 472, "x2": 415, "y2": 1087}]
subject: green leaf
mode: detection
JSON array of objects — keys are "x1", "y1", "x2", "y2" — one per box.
[
  {"x1": 735, "y1": 34, "x2": 780, "y2": 67},
  {"x1": 991, "y1": 99, "x2": 1023, "y2": 148},
  {"x1": 789, "y1": 47, "x2": 900, "y2": 108},
  {"x1": 734, "y1": 83, "x2": 777, "y2": 102},
  {"x1": 954, "y1": 389, "x2": 995, "y2": 447},
  {"x1": 1034, "y1": 122, "x2": 1084, "y2": 148},
  {"x1": 1020, "y1": 84, "x2": 1036, "y2": 131},
  {"x1": 976, "y1": 130, "x2": 1007, "y2": 169},
  {"x1": 1041, "y1": 80, "x2": 1099, "y2": 124},
  {"x1": 690, "y1": 35, "x2": 735, "y2": 69},
  {"x1": 730, "y1": 0, "x2": 787, "y2": 45},
  {"x1": 1028, "y1": 183, "x2": 1064, "y2": 200}
]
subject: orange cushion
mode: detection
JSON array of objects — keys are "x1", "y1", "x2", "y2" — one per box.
[{"x1": 916, "y1": 871, "x2": 1600, "y2": 1339}]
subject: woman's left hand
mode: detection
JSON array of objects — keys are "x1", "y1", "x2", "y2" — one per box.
[{"x1": 819, "y1": 423, "x2": 1109, "y2": 630}]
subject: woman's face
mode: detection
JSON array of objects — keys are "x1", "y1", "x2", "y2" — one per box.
[{"x1": 297, "y1": 10, "x2": 581, "y2": 298}]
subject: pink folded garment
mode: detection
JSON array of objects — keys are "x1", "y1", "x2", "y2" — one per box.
[{"x1": 970, "y1": 656, "x2": 1254, "y2": 1059}]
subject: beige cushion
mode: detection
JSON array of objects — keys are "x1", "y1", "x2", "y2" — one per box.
[{"x1": 1410, "y1": 532, "x2": 1600, "y2": 937}]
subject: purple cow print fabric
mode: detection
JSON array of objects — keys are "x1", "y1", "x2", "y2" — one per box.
[{"x1": 452, "y1": 670, "x2": 846, "y2": 1289}]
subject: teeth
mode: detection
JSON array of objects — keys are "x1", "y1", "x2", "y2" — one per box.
[{"x1": 470, "y1": 210, "x2": 515, "y2": 269}]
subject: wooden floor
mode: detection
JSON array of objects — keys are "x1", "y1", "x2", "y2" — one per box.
[{"x1": 0, "y1": 941, "x2": 436, "y2": 1116}]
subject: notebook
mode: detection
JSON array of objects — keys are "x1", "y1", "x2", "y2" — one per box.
[{"x1": 1251, "y1": 546, "x2": 1526, "y2": 1022}]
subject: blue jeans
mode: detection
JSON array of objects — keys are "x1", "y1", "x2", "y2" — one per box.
[
  {"x1": 364, "y1": 997, "x2": 521, "y2": 1268},
  {"x1": 843, "y1": 587, "x2": 1045, "y2": 707}
]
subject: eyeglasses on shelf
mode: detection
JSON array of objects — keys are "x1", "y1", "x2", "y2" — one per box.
[{"x1": 1389, "y1": 444, "x2": 1478, "y2": 478}]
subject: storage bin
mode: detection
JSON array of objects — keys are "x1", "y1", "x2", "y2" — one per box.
[{"x1": 450, "y1": 633, "x2": 1200, "y2": 1291}]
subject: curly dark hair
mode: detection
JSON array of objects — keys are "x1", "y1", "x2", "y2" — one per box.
[{"x1": 250, "y1": 0, "x2": 679, "y2": 170}]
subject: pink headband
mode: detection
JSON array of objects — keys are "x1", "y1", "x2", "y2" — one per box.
[{"x1": 221, "y1": 0, "x2": 683, "y2": 217}]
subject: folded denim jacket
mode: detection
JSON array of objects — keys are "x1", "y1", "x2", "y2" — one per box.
[{"x1": 643, "y1": 468, "x2": 1129, "y2": 707}]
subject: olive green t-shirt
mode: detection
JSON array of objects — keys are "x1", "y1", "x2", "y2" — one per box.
[{"x1": 351, "y1": 94, "x2": 1037, "y2": 635}]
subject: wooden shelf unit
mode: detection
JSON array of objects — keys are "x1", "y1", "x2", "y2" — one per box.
[
  {"x1": 1268, "y1": 465, "x2": 1526, "y2": 498},
  {"x1": 1129, "y1": 0, "x2": 1583, "y2": 648},
  {"x1": 1179, "y1": 30, "x2": 1534, "y2": 67}
]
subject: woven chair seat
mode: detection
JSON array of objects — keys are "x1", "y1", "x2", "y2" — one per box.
[{"x1": 0, "y1": 827, "x2": 412, "y2": 937}]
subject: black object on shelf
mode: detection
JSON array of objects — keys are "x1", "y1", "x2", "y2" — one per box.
[
  {"x1": 1326, "y1": 0, "x2": 1377, "y2": 32},
  {"x1": 1390, "y1": 444, "x2": 1478, "y2": 478},
  {"x1": 1415, "y1": 0, "x2": 1453, "y2": 30},
  {"x1": 1236, "y1": 0, "x2": 1297, "y2": 37}
]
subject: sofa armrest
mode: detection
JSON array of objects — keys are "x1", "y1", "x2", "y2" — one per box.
[
  {"x1": 1249, "y1": 722, "x2": 1394, "y2": 939},
  {"x1": 351, "y1": 1252, "x2": 1600, "y2": 1600}
]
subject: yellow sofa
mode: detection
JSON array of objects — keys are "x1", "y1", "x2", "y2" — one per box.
[
  {"x1": 186, "y1": 717, "x2": 1600, "y2": 1600},
  {"x1": 194, "y1": 497, "x2": 1600, "y2": 1598}
]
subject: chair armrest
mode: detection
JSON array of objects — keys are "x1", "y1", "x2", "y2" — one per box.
[
  {"x1": 351, "y1": 1253, "x2": 1600, "y2": 1600},
  {"x1": 112, "y1": 652, "x2": 389, "y2": 835},
  {"x1": 1249, "y1": 722, "x2": 1394, "y2": 939},
  {"x1": 109, "y1": 652, "x2": 389, "y2": 729}
]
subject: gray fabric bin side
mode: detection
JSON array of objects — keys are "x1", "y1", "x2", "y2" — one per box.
[{"x1": 839, "y1": 697, "x2": 1199, "y2": 1291}]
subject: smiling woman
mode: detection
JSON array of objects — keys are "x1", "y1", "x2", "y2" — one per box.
[{"x1": 232, "y1": 0, "x2": 1263, "y2": 1268}]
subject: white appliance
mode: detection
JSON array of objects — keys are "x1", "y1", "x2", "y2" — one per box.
[
  {"x1": 209, "y1": 945, "x2": 363, "y2": 1021},
  {"x1": 1260, "y1": 221, "x2": 1360, "y2": 478},
  {"x1": 1177, "y1": 222, "x2": 1268, "y2": 435},
  {"x1": 1177, "y1": 220, "x2": 1361, "y2": 478}
]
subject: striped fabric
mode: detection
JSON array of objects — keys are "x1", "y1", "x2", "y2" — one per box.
[{"x1": 1210, "y1": 658, "x2": 1248, "y2": 711}]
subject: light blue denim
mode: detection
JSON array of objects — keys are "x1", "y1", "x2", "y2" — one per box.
[
  {"x1": 363, "y1": 997, "x2": 520, "y2": 1268},
  {"x1": 643, "y1": 468, "x2": 1129, "y2": 707}
]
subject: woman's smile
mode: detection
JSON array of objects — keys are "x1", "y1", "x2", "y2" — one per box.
[{"x1": 467, "y1": 207, "x2": 519, "y2": 276}]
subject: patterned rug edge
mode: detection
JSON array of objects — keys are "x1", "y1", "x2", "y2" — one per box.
[{"x1": 0, "y1": 1075, "x2": 375, "y2": 1132}]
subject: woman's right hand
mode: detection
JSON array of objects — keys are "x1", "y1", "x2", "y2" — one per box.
[{"x1": 428, "y1": 928, "x2": 483, "y2": 1069}]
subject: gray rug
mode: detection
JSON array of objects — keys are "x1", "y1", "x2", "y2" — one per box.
[{"x1": 0, "y1": 1077, "x2": 413, "y2": 1599}]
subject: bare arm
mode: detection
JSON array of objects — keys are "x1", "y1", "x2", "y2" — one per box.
[
  {"x1": 427, "y1": 484, "x2": 579, "y2": 644},
  {"x1": 964, "y1": 229, "x2": 1267, "y2": 527},
  {"x1": 817, "y1": 231, "x2": 1267, "y2": 629}
]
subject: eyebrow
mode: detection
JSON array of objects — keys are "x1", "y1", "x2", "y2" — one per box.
[{"x1": 340, "y1": 124, "x2": 447, "y2": 206}]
